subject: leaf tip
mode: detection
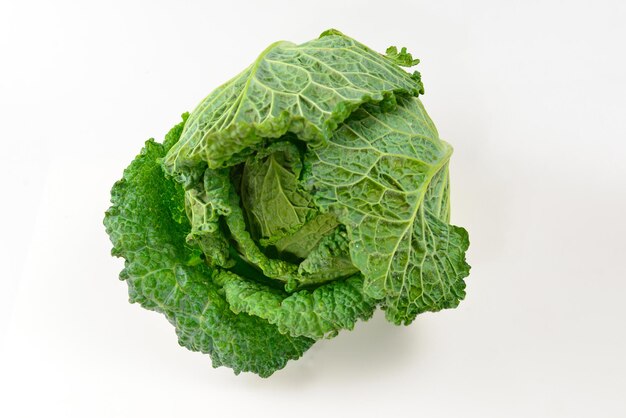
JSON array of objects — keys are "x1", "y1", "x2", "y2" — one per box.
[
  {"x1": 319, "y1": 28, "x2": 345, "y2": 38},
  {"x1": 385, "y1": 45, "x2": 421, "y2": 68}
]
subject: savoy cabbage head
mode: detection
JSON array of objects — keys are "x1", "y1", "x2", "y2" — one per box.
[{"x1": 104, "y1": 29, "x2": 470, "y2": 377}]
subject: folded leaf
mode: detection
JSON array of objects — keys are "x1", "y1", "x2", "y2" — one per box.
[
  {"x1": 184, "y1": 167, "x2": 233, "y2": 267},
  {"x1": 307, "y1": 96, "x2": 470, "y2": 324},
  {"x1": 216, "y1": 271, "x2": 376, "y2": 339},
  {"x1": 162, "y1": 30, "x2": 423, "y2": 173}
]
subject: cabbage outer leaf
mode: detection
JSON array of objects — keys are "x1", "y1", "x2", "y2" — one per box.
[
  {"x1": 307, "y1": 97, "x2": 470, "y2": 324},
  {"x1": 162, "y1": 30, "x2": 423, "y2": 173},
  {"x1": 104, "y1": 118, "x2": 313, "y2": 377}
]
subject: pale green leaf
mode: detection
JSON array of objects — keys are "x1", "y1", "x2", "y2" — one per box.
[
  {"x1": 307, "y1": 96, "x2": 470, "y2": 324},
  {"x1": 240, "y1": 142, "x2": 316, "y2": 246},
  {"x1": 162, "y1": 31, "x2": 423, "y2": 173}
]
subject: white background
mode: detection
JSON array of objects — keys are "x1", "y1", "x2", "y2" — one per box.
[{"x1": 1, "y1": 1, "x2": 625, "y2": 417}]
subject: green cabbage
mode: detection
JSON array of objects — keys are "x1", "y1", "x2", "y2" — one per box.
[{"x1": 104, "y1": 29, "x2": 470, "y2": 377}]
